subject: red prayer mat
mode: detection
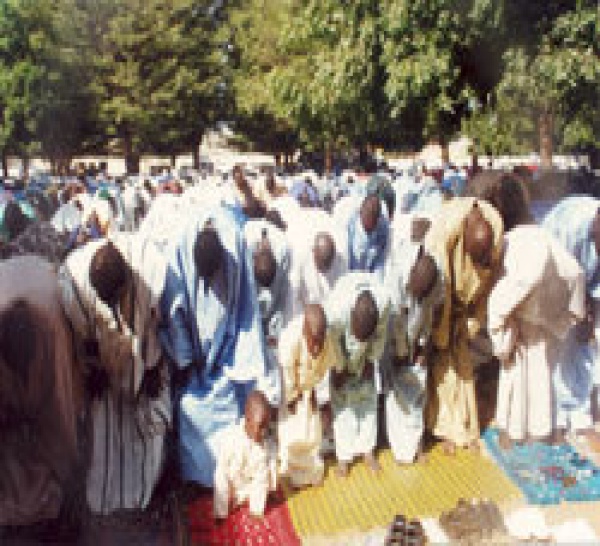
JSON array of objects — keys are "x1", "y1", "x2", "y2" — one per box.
[{"x1": 186, "y1": 491, "x2": 301, "y2": 546}]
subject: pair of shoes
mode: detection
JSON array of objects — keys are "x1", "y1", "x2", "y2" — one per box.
[{"x1": 386, "y1": 514, "x2": 426, "y2": 545}]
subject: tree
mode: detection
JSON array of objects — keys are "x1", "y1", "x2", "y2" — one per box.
[
  {"x1": 0, "y1": 0, "x2": 53, "y2": 176},
  {"x1": 76, "y1": 0, "x2": 223, "y2": 173},
  {"x1": 467, "y1": 1, "x2": 599, "y2": 167},
  {"x1": 381, "y1": 0, "x2": 506, "y2": 162},
  {"x1": 269, "y1": 1, "x2": 386, "y2": 171},
  {"x1": 143, "y1": 1, "x2": 227, "y2": 169},
  {"x1": 226, "y1": 0, "x2": 300, "y2": 163}
]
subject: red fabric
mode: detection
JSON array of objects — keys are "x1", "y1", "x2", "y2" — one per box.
[{"x1": 187, "y1": 491, "x2": 300, "y2": 546}]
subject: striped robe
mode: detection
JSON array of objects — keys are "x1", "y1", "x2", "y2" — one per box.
[{"x1": 59, "y1": 234, "x2": 170, "y2": 515}]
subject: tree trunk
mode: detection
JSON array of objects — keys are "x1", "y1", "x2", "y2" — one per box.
[
  {"x1": 440, "y1": 138, "x2": 450, "y2": 165},
  {"x1": 21, "y1": 155, "x2": 29, "y2": 180},
  {"x1": 170, "y1": 154, "x2": 177, "y2": 169},
  {"x1": 192, "y1": 145, "x2": 201, "y2": 170},
  {"x1": 123, "y1": 135, "x2": 140, "y2": 175},
  {"x1": 1, "y1": 152, "x2": 8, "y2": 178},
  {"x1": 275, "y1": 152, "x2": 281, "y2": 167},
  {"x1": 324, "y1": 142, "x2": 333, "y2": 176},
  {"x1": 539, "y1": 110, "x2": 554, "y2": 169}
]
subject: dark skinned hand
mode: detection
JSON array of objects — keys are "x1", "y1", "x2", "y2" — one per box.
[
  {"x1": 140, "y1": 366, "x2": 163, "y2": 399},
  {"x1": 310, "y1": 390, "x2": 318, "y2": 412},
  {"x1": 172, "y1": 360, "x2": 203, "y2": 391},
  {"x1": 86, "y1": 365, "x2": 110, "y2": 400},
  {"x1": 287, "y1": 398, "x2": 297, "y2": 415},
  {"x1": 332, "y1": 369, "x2": 348, "y2": 390},
  {"x1": 362, "y1": 361, "x2": 374, "y2": 381},
  {"x1": 320, "y1": 403, "x2": 333, "y2": 431}
]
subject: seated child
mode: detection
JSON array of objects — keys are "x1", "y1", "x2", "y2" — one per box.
[{"x1": 214, "y1": 391, "x2": 277, "y2": 519}]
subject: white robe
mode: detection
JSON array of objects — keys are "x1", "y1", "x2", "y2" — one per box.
[
  {"x1": 214, "y1": 419, "x2": 276, "y2": 518},
  {"x1": 488, "y1": 226, "x2": 585, "y2": 441},
  {"x1": 285, "y1": 209, "x2": 348, "y2": 322},
  {"x1": 383, "y1": 242, "x2": 444, "y2": 462},
  {"x1": 137, "y1": 194, "x2": 191, "y2": 254},
  {"x1": 326, "y1": 273, "x2": 390, "y2": 462},
  {"x1": 59, "y1": 233, "x2": 171, "y2": 514},
  {"x1": 277, "y1": 317, "x2": 341, "y2": 486}
]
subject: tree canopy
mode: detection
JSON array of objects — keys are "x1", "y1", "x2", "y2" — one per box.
[{"x1": 0, "y1": 0, "x2": 597, "y2": 173}]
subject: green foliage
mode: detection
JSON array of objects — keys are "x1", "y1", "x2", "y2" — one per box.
[
  {"x1": 467, "y1": 2, "x2": 600, "y2": 157},
  {"x1": 381, "y1": 0, "x2": 505, "y2": 146},
  {"x1": 0, "y1": 0, "x2": 597, "y2": 169}
]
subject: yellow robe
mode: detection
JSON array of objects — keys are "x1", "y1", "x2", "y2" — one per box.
[
  {"x1": 424, "y1": 197, "x2": 503, "y2": 446},
  {"x1": 277, "y1": 316, "x2": 341, "y2": 486}
]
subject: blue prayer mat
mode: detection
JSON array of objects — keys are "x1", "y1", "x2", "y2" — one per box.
[{"x1": 483, "y1": 428, "x2": 600, "y2": 504}]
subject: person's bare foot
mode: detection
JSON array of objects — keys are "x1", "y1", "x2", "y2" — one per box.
[
  {"x1": 442, "y1": 440, "x2": 456, "y2": 456},
  {"x1": 336, "y1": 461, "x2": 349, "y2": 477},
  {"x1": 467, "y1": 439, "x2": 480, "y2": 453},
  {"x1": 415, "y1": 450, "x2": 429, "y2": 464},
  {"x1": 498, "y1": 430, "x2": 512, "y2": 451},
  {"x1": 364, "y1": 452, "x2": 381, "y2": 472}
]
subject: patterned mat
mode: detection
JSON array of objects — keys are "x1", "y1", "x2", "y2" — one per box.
[
  {"x1": 483, "y1": 428, "x2": 600, "y2": 504},
  {"x1": 186, "y1": 491, "x2": 300, "y2": 546},
  {"x1": 284, "y1": 446, "x2": 522, "y2": 537}
]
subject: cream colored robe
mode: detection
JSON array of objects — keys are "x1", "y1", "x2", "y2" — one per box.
[
  {"x1": 425, "y1": 198, "x2": 504, "y2": 446},
  {"x1": 59, "y1": 233, "x2": 171, "y2": 514},
  {"x1": 214, "y1": 419, "x2": 276, "y2": 518},
  {"x1": 277, "y1": 316, "x2": 341, "y2": 486},
  {"x1": 489, "y1": 225, "x2": 585, "y2": 441}
]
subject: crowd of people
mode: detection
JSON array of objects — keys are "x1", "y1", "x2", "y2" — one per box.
[{"x1": 0, "y1": 159, "x2": 599, "y2": 536}]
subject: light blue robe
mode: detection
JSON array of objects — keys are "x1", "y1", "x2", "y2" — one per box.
[
  {"x1": 347, "y1": 206, "x2": 389, "y2": 279},
  {"x1": 159, "y1": 205, "x2": 267, "y2": 486},
  {"x1": 543, "y1": 195, "x2": 600, "y2": 430},
  {"x1": 244, "y1": 219, "x2": 290, "y2": 406}
]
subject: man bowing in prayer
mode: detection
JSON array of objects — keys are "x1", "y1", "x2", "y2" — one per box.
[
  {"x1": 489, "y1": 224, "x2": 585, "y2": 449},
  {"x1": 160, "y1": 205, "x2": 268, "y2": 487},
  {"x1": 285, "y1": 208, "x2": 348, "y2": 324},
  {"x1": 425, "y1": 198, "x2": 503, "y2": 454},
  {"x1": 334, "y1": 194, "x2": 389, "y2": 279},
  {"x1": 244, "y1": 218, "x2": 290, "y2": 405},
  {"x1": 383, "y1": 243, "x2": 444, "y2": 464},
  {"x1": 59, "y1": 234, "x2": 170, "y2": 515},
  {"x1": 326, "y1": 272, "x2": 390, "y2": 476},
  {"x1": 543, "y1": 195, "x2": 600, "y2": 436}
]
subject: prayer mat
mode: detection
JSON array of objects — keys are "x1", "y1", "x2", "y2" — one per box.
[
  {"x1": 186, "y1": 490, "x2": 301, "y2": 546},
  {"x1": 284, "y1": 446, "x2": 521, "y2": 538},
  {"x1": 483, "y1": 428, "x2": 600, "y2": 505}
]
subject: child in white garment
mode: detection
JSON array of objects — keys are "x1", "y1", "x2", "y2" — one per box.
[{"x1": 214, "y1": 391, "x2": 277, "y2": 519}]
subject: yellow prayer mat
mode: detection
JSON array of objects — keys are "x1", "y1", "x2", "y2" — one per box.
[{"x1": 284, "y1": 446, "x2": 522, "y2": 537}]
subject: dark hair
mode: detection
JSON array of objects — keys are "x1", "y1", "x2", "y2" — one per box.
[
  {"x1": 466, "y1": 171, "x2": 531, "y2": 231},
  {"x1": 89, "y1": 242, "x2": 129, "y2": 304},
  {"x1": 253, "y1": 246, "x2": 277, "y2": 288},
  {"x1": 193, "y1": 227, "x2": 224, "y2": 280},
  {"x1": 4, "y1": 202, "x2": 30, "y2": 241},
  {"x1": 0, "y1": 299, "x2": 38, "y2": 384},
  {"x1": 351, "y1": 290, "x2": 378, "y2": 341}
]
